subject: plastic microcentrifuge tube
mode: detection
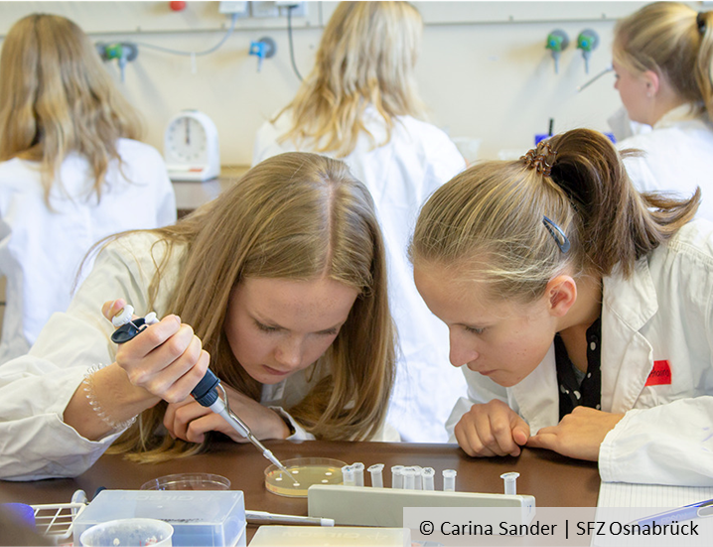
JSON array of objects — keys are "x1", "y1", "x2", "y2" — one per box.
[
  {"x1": 368, "y1": 463, "x2": 385, "y2": 488},
  {"x1": 442, "y1": 469, "x2": 457, "y2": 492},
  {"x1": 341, "y1": 465, "x2": 356, "y2": 486},
  {"x1": 402, "y1": 467, "x2": 416, "y2": 490},
  {"x1": 421, "y1": 467, "x2": 435, "y2": 491},
  {"x1": 501, "y1": 472, "x2": 520, "y2": 495},
  {"x1": 412, "y1": 465, "x2": 422, "y2": 490},
  {"x1": 391, "y1": 465, "x2": 404, "y2": 489},
  {"x1": 352, "y1": 462, "x2": 365, "y2": 487}
]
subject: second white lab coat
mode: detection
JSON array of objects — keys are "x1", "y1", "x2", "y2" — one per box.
[
  {"x1": 446, "y1": 220, "x2": 713, "y2": 486},
  {"x1": 254, "y1": 108, "x2": 468, "y2": 442},
  {"x1": 0, "y1": 139, "x2": 176, "y2": 364},
  {"x1": 618, "y1": 104, "x2": 713, "y2": 222}
]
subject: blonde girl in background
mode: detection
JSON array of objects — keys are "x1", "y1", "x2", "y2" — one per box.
[
  {"x1": 253, "y1": 1, "x2": 466, "y2": 442},
  {"x1": 0, "y1": 14, "x2": 176, "y2": 364},
  {"x1": 612, "y1": 2, "x2": 713, "y2": 220},
  {"x1": 411, "y1": 129, "x2": 713, "y2": 485},
  {"x1": 0, "y1": 152, "x2": 395, "y2": 480}
]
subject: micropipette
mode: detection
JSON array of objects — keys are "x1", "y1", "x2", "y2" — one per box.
[
  {"x1": 190, "y1": 369, "x2": 299, "y2": 485},
  {"x1": 576, "y1": 64, "x2": 613, "y2": 93},
  {"x1": 110, "y1": 307, "x2": 299, "y2": 485}
]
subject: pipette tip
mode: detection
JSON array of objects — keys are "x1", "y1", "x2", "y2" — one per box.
[{"x1": 264, "y1": 449, "x2": 300, "y2": 486}]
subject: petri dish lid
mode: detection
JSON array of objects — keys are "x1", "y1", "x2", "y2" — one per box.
[
  {"x1": 264, "y1": 457, "x2": 346, "y2": 498},
  {"x1": 140, "y1": 473, "x2": 231, "y2": 491}
]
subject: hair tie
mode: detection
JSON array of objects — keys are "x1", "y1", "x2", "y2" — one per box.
[
  {"x1": 542, "y1": 216, "x2": 570, "y2": 254},
  {"x1": 521, "y1": 141, "x2": 558, "y2": 177},
  {"x1": 697, "y1": 12, "x2": 707, "y2": 35}
]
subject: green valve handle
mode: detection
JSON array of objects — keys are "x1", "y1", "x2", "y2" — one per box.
[
  {"x1": 577, "y1": 29, "x2": 599, "y2": 74},
  {"x1": 545, "y1": 30, "x2": 569, "y2": 74},
  {"x1": 103, "y1": 44, "x2": 124, "y2": 60},
  {"x1": 546, "y1": 34, "x2": 564, "y2": 52}
]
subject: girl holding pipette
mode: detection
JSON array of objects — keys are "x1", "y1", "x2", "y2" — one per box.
[
  {"x1": 253, "y1": 1, "x2": 466, "y2": 443},
  {"x1": 612, "y1": 2, "x2": 713, "y2": 221},
  {"x1": 0, "y1": 152, "x2": 397, "y2": 480},
  {"x1": 411, "y1": 129, "x2": 713, "y2": 486}
]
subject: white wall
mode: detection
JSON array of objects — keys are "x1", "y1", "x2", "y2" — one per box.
[{"x1": 0, "y1": 1, "x2": 678, "y2": 164}]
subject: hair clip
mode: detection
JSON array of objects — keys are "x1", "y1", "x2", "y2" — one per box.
[
  {"x1": 697, "y1": 12, "x2": 707, "y2": 35},
  {"x1": 542, "y1": 215, "x2": 571, "y2": 254},
  {"x1": 521, "y1": 141, "x2": 558, "y2": 177}
]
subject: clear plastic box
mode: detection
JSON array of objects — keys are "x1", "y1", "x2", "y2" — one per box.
[{"x1": 72, "y1": 490, "x2": 245, "y2": 547}]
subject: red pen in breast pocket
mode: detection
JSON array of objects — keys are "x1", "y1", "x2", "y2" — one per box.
[{"x1": 645, "y1": 360, "x2": 672, "y2": 386}]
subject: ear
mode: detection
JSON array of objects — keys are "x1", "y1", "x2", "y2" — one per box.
[
  {"x1": 641, "y1": 69, "x2": 660, "y2": 97},
  {"x1": 545, "y1": 275, "x2": 577, "y2": 317}
]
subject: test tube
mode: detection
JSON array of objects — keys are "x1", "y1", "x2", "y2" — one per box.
[
  {"x1": 368, "y1": 463, "x2": 385, "y2": 488},
  {"x1": 341, "y1": 465, "x2": 356, "y2": 486},
  {"x1": 391, "y1": 465, "x2": 404, "y2": 489},
  {"x1": 352, "y1": 462, "x2": 365, "y2": 487},
  {"x1": 402, "y1": 467, "x2": 416, "y2": 490},
  {"x1": 412, "y1": 465, "x2": 423, "y2": 490},
  {"x1": 442, "y1": 469, "x2": 457, "y2": 492},
  {"x1": 421, "y1": 467, "x2": 435, "y2": 491},
  {"x1": 501, "y1": 472, "x2": 520, "y2": 495}
]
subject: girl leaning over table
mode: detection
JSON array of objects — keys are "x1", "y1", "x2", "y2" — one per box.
[
  {"x1": 0, "y1": 152, "x2": 396, "y2": 481},
  {"x1": 253, "y1": 1, "x2": 467, "y2": 443},
  {"x1": 410, "y1": 128, "x2": 713, "y2": 486}
]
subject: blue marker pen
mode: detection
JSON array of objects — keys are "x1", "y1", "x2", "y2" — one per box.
[{"x1": 633, "y1": 499, "x2": 713, "y2": 527}]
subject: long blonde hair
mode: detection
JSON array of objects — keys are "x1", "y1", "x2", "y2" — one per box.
[
  {"x1": 614, "y1": 2, "x2": 713, "y2": 120},
  {"x1": 276, "y1": 1, "x2": 427, "y2": 157},
  {"x1": 0, "y1": 14, "x2": 142, "y2": 205},
  {"x1": 110, "y1": 152, "x2": 395, "y2": 461},
  {"x1": 410, "y1": 129, "x2": 699, "y2": 303}
]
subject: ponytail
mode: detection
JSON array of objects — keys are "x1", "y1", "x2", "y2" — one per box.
[
  {"x1": 410, "y1": 129, "x2": 699, "y2": 304},
  {"x1": 546, "y1": 130, "x2": 699, "y2": 277}
]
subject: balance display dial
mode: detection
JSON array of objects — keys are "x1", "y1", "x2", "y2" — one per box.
[{"x1": 166, "y1": 117, "x2": 208, "y2": 163}]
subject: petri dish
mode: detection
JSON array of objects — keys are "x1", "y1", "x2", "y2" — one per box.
[
  {"x1": 140, "y1": 472, "x2": 231, "y2": 491},
  {"x1": 264, "y1": 457, "x2": 346, "y2": 498}
]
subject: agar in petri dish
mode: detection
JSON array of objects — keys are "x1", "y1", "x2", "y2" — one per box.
[
  {"x1": 264, "y1": 457, "x2": 346, "y2": 498},
  {"x1": 140, "y1": 473, "x2": 231, "y2": 491}
]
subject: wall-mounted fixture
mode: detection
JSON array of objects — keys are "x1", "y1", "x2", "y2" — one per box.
[
  {"x1": 577, "y1": 29, "x2": 600, "y2": 74},
  {"x1": 249, "y1": 37, "x2": 276, "y2": 72},
  {"x1": 545, "y1": 29, "x2": 569, "y2": 74},
  {"x1": 96, "y1": 42, "x2": 138, "y2": 82}
]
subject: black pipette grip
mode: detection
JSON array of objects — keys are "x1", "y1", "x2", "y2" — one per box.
[{"x1": 191, "y1": 368, "x2": 221, "y2": 407}]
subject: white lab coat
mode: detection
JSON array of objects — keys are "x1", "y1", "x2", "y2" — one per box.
[
  {"x1": 618, "y1": 104, "x2": 713, "y2": 222},
  {"x1": 253, "y1": 109, "x2": 468, "y2": 442},
  {"x1": 0, "y1": 232, "x2": 396, "y2": 481},
  {"x1": 0, "y1": 139, "x2": 176, "y2": 364},
  {"x1": 446, "y1": 220, "x2": 713, "y2": 486}
]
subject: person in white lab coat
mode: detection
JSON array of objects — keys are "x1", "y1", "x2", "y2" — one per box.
[
  {"x1": 0, "y1": 152, "x2": 397, "y2": 481},
  {"x1": 411, "y1": 129, "x2": 713, "y2": 486},
  {"x1": 253, "y1": 1, "x2": 467, "y2": 442},
  {"x1": 0, "y1": 14, "x2": 176, "y2": 364},
  {"x1": 611, "y1": 3, "x2": 713, "y2": 222}
]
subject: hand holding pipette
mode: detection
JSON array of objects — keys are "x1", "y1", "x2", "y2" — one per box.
[{"x1": 106, "y1": 300, "x2": 298, "y2": 484}]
